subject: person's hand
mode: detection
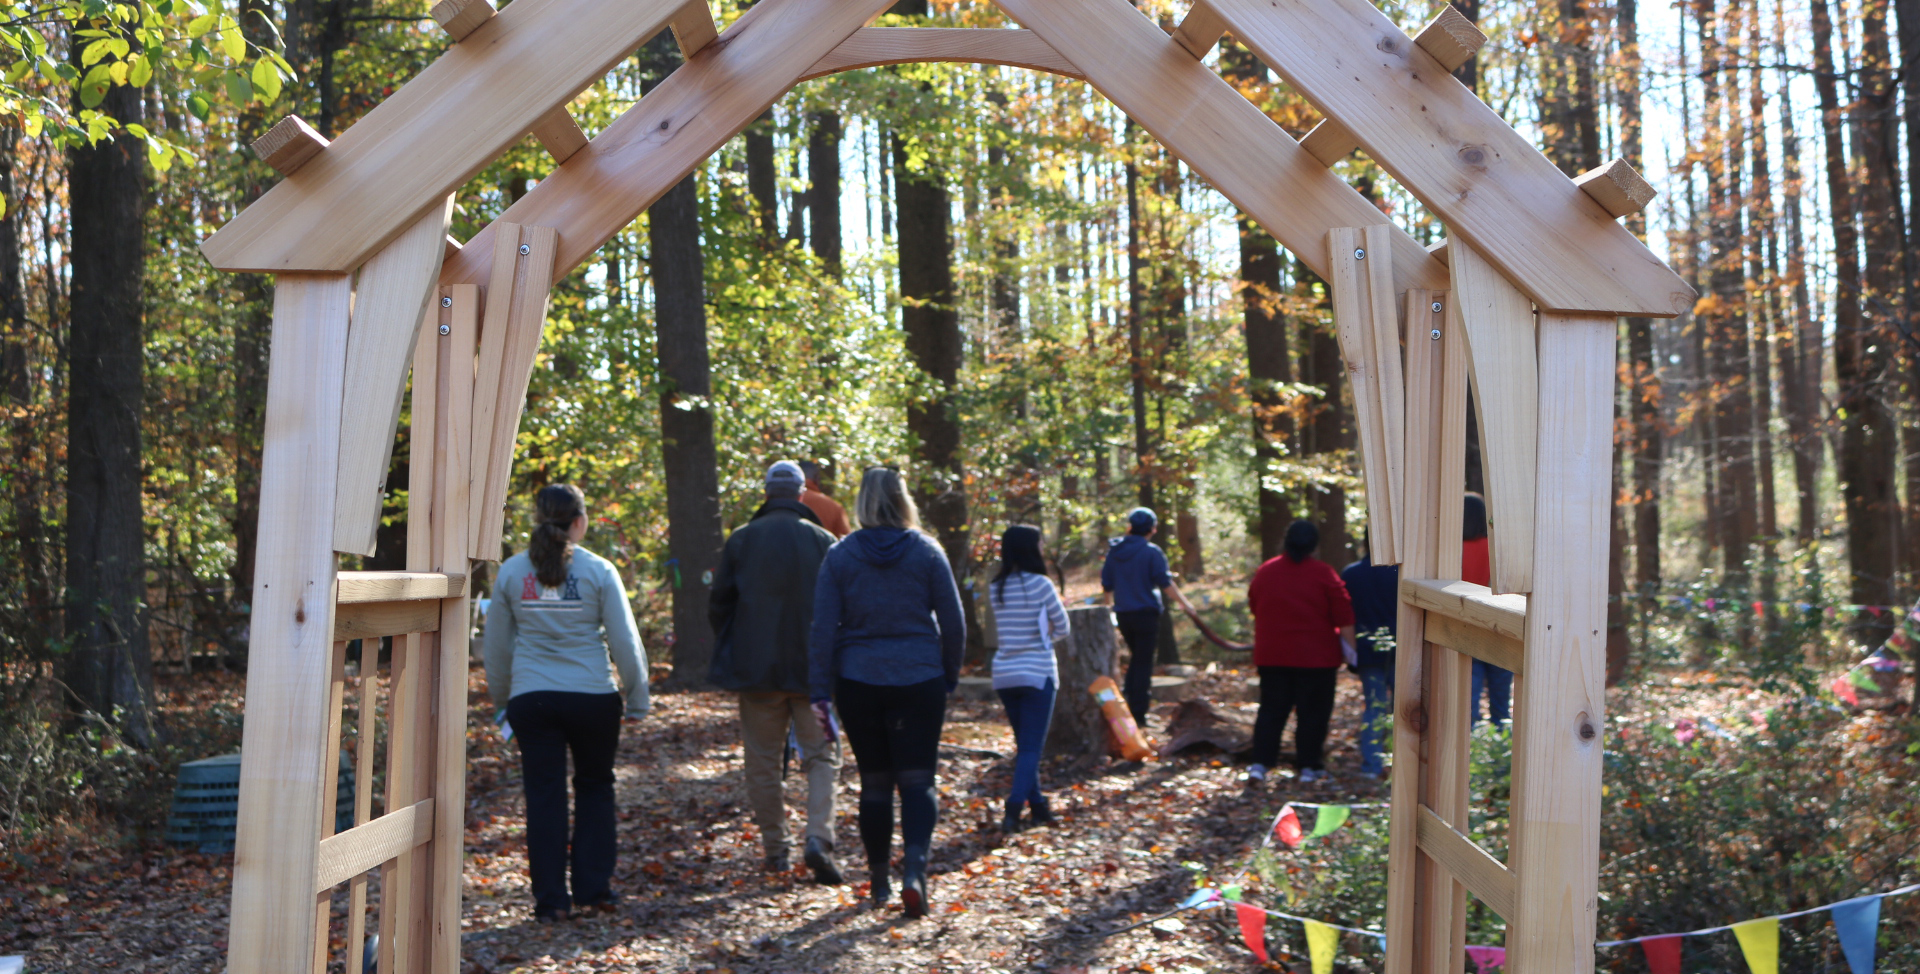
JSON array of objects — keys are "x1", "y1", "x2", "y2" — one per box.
[
  {"x1": 811, "y1": 699, "x2": 836, "y2": 743},
  {"x1": 1340, "y1": 637, "x2": 1359, "y2": 669}
]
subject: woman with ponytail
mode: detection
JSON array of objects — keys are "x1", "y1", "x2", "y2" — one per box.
[
  {"x1": 1243, "y1": 519, "x2": 1355, "y2": 784},
  {"x1": 484, "y1": 484, "x2": 650, "y2": 921},
  {"x1": 988, "y1": 524, "x2": 1069, "y2": 833}
]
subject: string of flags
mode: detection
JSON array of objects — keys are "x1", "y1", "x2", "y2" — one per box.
[{"x1": 1174, "y1": 800, "x2": 1914, "y2": 973}]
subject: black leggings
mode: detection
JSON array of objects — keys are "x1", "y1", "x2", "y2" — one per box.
[
  {"x1": 1251, "y1": 666, "x2": 1338, "y2": 770},
  {"x1": 507, "y1": 690, "x2": 622, "y2": 915},
  {"x1": 835, "y1": 677, "x2": 947, "y2": 873},
  {"x1": 1115, "y1": 608, "x2": 1161, "y2": 726}
]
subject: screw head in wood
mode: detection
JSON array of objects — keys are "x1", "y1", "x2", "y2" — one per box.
[
  {"x1": 519, "y1": 244, "x2": 531, "y2": 255},
  {"x1": 441, "y1": 296, "x2": 453, "y2": 308},
  {"x1": 439, "y1": 324, "x2": 451, "y2": 335},
  {"x1": 1431, "y1": 301, "x2": 1443, "y2": 313},
  {"x1": 1430, "y1": 328, "x2": 1442, "y2": 340},
  {"x1": 1354, "y1": 247, "x2": 1366, "y2": 260}
]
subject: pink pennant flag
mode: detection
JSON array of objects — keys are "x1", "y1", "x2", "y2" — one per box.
[
  {"x1": 1234, "y1": 902, "x2": 1268, "y2": 962},
  {"x1": 1465, "y1": 945, "x2": 1506, "y2": 972},
  {"x1": 1752, "y1": 601, "x2": 1765, "y2": 617},
  {"x1": 1640, "y1": 936, "x2": 1683, "y2": 974},
  {"x1": 1831, "y1": 674, "x2": 1861, "y2": 707},
  {"x1": 1274, "y1": 804, "x2": 1303, "y2": 849}
]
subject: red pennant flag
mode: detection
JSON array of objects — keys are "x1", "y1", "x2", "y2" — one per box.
[
  {"x1": 1235, "y1": 902, "x2": 1268, "y2": 962},
  {"x1": 1640, "y1": 936, "x2": 1682, "y2": 974},
  {"x1": 1830, "y1": 674, "x2": 1861, "y2": 707},
  {"x1": 1274, "y1": 804, "x2": 1303, "y2": 849}
]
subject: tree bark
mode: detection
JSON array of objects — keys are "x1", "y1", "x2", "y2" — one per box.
[
  {"x1": 0, "y1": 125, "x2": 53, "y2": 640},
  {"x1": 1296, "y1": 258, "x2": 1352, "y2": 568},
  {"x1": 808, "y1": 111, "x2": 842, "y2": 275},
  {"x1": 65, "y1": 59, "x2": 153, "y2": 744},
  {"x1": 1619, "y1": 0, "x2": 1662, "y2": 598},
  {"x1": 745, "y1": 109, "x2": 778, "y2": 239},
  {"x1": 1775, "y1": 4, "x2": 1822, "y2": 547},
  {"x1": 1125, "y1": 153, "x2": 1152, "y2": 509}
]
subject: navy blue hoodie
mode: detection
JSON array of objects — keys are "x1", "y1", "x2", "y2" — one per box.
[
  {"x1": 1101, "y1": 534, "x2": 1172, "y2": 613},
  {"x1": 808, "y1": 527, "x2": 967, "y2": 699}
]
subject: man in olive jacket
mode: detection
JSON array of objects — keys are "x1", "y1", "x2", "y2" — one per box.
[{"x1": 709, "y1": 460, "x2": 842, "y2": 883}]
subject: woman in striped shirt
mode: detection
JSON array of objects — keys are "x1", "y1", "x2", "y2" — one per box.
[{"x1": 990, "y1": 525, "x2": 1071, "y2": 833}]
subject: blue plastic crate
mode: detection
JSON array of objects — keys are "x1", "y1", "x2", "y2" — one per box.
[{"x1": 165, "y1": 752, "x2": 354, "y2": 853}]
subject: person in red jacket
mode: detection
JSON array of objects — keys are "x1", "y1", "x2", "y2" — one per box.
[{"x1": 1245, "y1": 520, "x2": 1356, "y2": 783}]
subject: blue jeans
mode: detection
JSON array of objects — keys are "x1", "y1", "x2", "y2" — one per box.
[
  {"x1": 997, "y1": 679, "x2": 1057, "y2": 809},
  {"x1": 1356, "y1": 664, "x2": 1395, "y2": 775},
  {"x1": 1471, "y1": 661, "x2": 1512, "y2": 726}
]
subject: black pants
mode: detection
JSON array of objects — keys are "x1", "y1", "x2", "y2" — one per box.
[
  {"x1": 1115, "y1": 608, "x2": 1160, "y2": 726},
  {"x1": 836, "y1": 677, "x2": 946, "y2": 874},
  {"x1": 508, "y1": 690, "x2": 622, "y2": 915},
  {"x1": 1251, "y1": 666, "x2": 1338, "y2": 770}
]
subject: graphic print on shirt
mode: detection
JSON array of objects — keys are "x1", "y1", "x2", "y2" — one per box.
[{"x1": 520, "y1": 573, "x2": 583, "y2": 613}]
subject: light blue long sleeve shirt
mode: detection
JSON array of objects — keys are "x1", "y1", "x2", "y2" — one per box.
[{"x1": 483, "y1": 546, "x2": 649, "y2": 719}]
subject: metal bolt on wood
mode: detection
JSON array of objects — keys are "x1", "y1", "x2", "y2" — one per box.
[
  {"x1": 440, "y1": 296, "x2": 452, "y2": 308},
  {"x1": 1430, "y1": 328, "x2": 1442, "y2": 340},
  {"x1": 439, "y1": 324, "x2": 451, "y2": 335},
  {"x1": 519, "y1": 244, "x2": 531, "y2": 255},
  {"x1": 1354, "y1": 247, "x2": 1366, "y2": 259},
  {"x1": 1431, "y1": 301, "x2": 1444, "y2": 312}
]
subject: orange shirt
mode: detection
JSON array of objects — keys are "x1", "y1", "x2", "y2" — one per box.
[
  {"x1": 801, "y1": 489, "x2": 852, "y2": 538},
  {"x1": 1462, "y1": 536, "x2": 1490, "y2": 586}
]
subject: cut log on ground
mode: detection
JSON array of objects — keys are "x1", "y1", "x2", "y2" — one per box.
[{"x1": 1158, "y1": 698, "x2": 1254, "y2": 757}]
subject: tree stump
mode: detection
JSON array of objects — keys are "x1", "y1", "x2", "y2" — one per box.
[{"x1": 1046, "y1": 606, "x2": 1118, "y2": 763}]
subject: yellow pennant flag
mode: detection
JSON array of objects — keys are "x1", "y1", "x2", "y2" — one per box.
[
  {"x1": 1304, "y1": 919, "x2": 1339, "y2": 974},
  {"x1": 1732, "y1": 917, "x2": 1780, "y2": 974}
]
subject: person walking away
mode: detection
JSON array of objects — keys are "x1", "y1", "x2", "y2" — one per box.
[
  {"x1": 483, "y1": 484, "x2": 650, "y2": 921},
  {"x1": 1100, "y1": 507, "x2": 1198, "y2": 729},
  {"x1": 1461, "y1": 493, "x2": 1510, "y2": 727},
  {"x1": 1341, "y1": 531, "x2": 1399, "y2": 779},
  {"x1": 988, "y1": 524, "x2": 1070, "y2": 833},
  {"x1": 1245, "y1": 520, "x2": 1356, "y2": 784},
  {"x1": 809, "y1": 467, "x2": 965, "y2": 917},
  {"x1": 798, "y1": 459, "x2": 853, "y2": 538},
  {"x1": 709, "y1": 461, "x2": 843, "y2": 882}
]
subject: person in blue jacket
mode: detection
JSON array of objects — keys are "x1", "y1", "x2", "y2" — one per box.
[
  {"x1": 1101, "y1": 507, "x2": 1197, "y2": 729},
  {"x1": 1341, "y1": 531, "x2": 1399, "y2": 779},
  {"x1": 808, "y1": 466, "x2": 965, "y2": 919}
]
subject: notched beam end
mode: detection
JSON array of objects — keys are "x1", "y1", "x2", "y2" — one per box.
[
  {"x1": 529, "y1": 107, "x2": 589, "y2": 164},
  {"x1": 1300, "y1": 118, "x2": 1357, "y2": 167},
  {"x1": 444, "y1": 234, "x2": 464, "y2": 261},
  {"x1": 1574, "y1": 158, "x2": 1656, "y2": 218},
  {"x1": 670, "y1": 0, "x2": 719, "y2": 58},
  {"x1": 252, "y1": 115, "x2": 328, "y2": 177},
  {"x1": 432, "y1": 0, "x2": 495, "y2": 42},
  {"x1": 1414, "y1": 5, "x2": 1487, "y2": 72},
  {"x1": 1426, "y1": 237, "x2": 1450, "y2": 265},
  {"x1": 1170, "y1": 0, "x2": 1227, "y2": 59}
]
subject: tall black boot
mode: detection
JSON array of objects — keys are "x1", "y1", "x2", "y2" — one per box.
[
  {"x1": 1001, "y1": 797, "x2": 1023, "y2": 834},
  {"x1": 900, "y1": 844, "x2": 929, "y2": 919}
]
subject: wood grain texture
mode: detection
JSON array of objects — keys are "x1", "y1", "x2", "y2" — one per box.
[
  {"x1": 1574, "y1": 158, "x2": 1656, "y2": 218},
  {"x1": 1507, "y1": 313, "x2": 1614, "y2": 974},
  {"x1": 1169, "y1": 0, "x2": 1227, "y2": 58},
  {"x1": 799, "y1": 27, "x2": 1085, "y2": 81},
  {"x1": 1207, "y1": 0, "x2": 1693, "y2": 316},
  {"x1": 530, "y1": 107, "x2": 589, "y2": 164},
  {"x1": 431, "y1": 0, "x2": 492, "y2": 40},
  {"x1": 1425, "y1": 612, "x2": 1524, "y2": 674},
  {"x1": 1417, "y1": 804, "x2": 1516, "y2": 922},
  {"x1": 334, "y1": 599, "x2": 443, "y2": 641},
  {"x1": 224, "y1": 274, "x2": 352, "y2": 974},
  {"x1": 1294, "y1": 10, "x2": 1486, "y2": 169},
  {"x1": 470, "y1": 226, "x2": 557, "y2": 561},
  {"x1": 440, "y1": 0, "x2": 900, "y2": 289},
  {"x1": 1400, "y1": 578, "x2": 1529, "y2": 642},
  {"x1": 314, "y1": 798, "x2": 435, "y2": 892},
  {"x1": 202, "y1": 0, "x2": 689, "y2": 273},
  {"x1": 993, "y1": 0, "x2": 1447, "y2": 293},
  {"x1": 336, "y1": 571, "x2": 466, "y2": 603},
  {"x1": 1448, "y1": 240, "x2": 1537, "y2": 593},
  {"x1": 334, "y1": 198, "x2": 454, "y2": 556},
  {"x1": 252, "y1": 116, "x2": 329, "y2": 176},
  {"x1": 466, "y1": 225, "x2": 523, "y2": 560},
  {"x1": 1327, "y1": 228, "x2": 1403, "y2": 565},
  {"x1": 669, "y1": 0, "x2": 719, "y2": 57}
]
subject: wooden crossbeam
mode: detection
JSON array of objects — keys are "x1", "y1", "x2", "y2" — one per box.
[
  {"x1": 334, "y1": 600, "x2": 442, "y2": 641},
  {"x1": 1208, "y1": 0, "x2": 1694, "y2": 315},
  {"x1": 431, "y1": 0, "x2": 593, "y2": 164},
  {"x1": 669, "y1": 0, "x2": 719, "y2": 58},
  {"x1": 1449, "y1": 239, "x2": 1538, "y2": 594},
  {"x1": 252, "y1": 116, "x2": 328, "y2": 176},
  {"x1": 1416, "y1": 805, "x2": 1516, "y2": 922},
  {"x1": 1296, "y1": 6, "x2": 1485, "y2": 166},
  {"x1": 1425, "y1": 612, "x2": 1524, "y2": 674},
  {"x1": 314, "y1": 798, "x2": 436, "y2": 892},
  {"x1": 336, "y1": 571, "x2": 467, "y2": 603},
  {"x1": 1575, "y1": 157, "x2": 1656, "y2": 218},
  {"x1": 1169, "y1": 0, "x2": 1228, "y2": 58},
  {"x1": 800, "y1": 27, "x2": 1085, "y2": 80},
  {"x1": 528, "y1": 109, "x2": 590, "y2": 164},
  {"x1": 1400, "y1": 578, "x2": 1528, "y2": 642}
]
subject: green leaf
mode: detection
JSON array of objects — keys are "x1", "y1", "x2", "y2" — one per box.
[
  {"x1": 127, "y1": 52, "x2": 150, "y2": 86},
  {"x1": 186, "y1": 12, "x2": 214, "y2": 37},
  {"x1": 217, "y1": 16, "x2": 243, "y2": 60},
  {"x1": 222, "y1": 69, "x2": 249, "y2": 106},
  {"x1": 185, "y1": 90, "x2": 210, "y2": 120},
  {"x1": 4, "y1": 61, "x2": 29, "y2": 83},
  {"x1": 124, "y1": 121, "x2": 148, "y2": 138},
  {"x1": 146, "y1": 138, "x2": 172, "y2": 172},
  {"x1": 22, "y1": 112, "x2": 40, "y2": 137},
  {"x1": 249, "y1": 54, "x2": 279, "y2": 103},
  {"x1": 78, "y1": 63, "x2": 111, "y2": 108},
  {"x1": 81, "y1": 37, "x2": 112, "y2": 66}
]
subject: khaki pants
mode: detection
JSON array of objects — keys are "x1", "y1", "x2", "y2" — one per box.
[{"x1": 738, "y1": 691, "x2": 839, "y2": 856}]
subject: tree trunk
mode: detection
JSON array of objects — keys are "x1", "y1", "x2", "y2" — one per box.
[
  {"x1": 1125, "y1": 153, "x2": 1152, "y2": 509},
  {"x1": 1744, "y1": 0, "x2": 1780, "y2": 625},
  {"x1": 1620, "y1": 0, "x2": 1662, "y2": 599},
  {"x1": 1046, "y1": 606, "x2": 1118, "y2": 765},
  {"x1": 65, "y1": 62, "x2": 153, "y2": 744},
  {"x1": 808, "y1": 111, "x2": 842, "y2": 275},
  {"x1": 1899, "y1": 0, "x2": 1920, "y2": 586},
  {"x1": 1814, "y1": 0, "x2": 1900, "y2": 640},
  {"x1": 1296, "y1": 259, "x2": 1352, "y2": 568},
  {"x1": 1, "y1": 126, "x2": 53, "y2": 640},
  {"x1": 745, "y1": 109, "x2": 778, "y2": 239},
  {"x1": 1775, "y1": 4, "x2": 1822, "y2": 547}
]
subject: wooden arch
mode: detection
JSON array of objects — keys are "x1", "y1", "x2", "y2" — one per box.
[{"x1": 205, "y1": 1, "x2": 1691, "y2": 972}]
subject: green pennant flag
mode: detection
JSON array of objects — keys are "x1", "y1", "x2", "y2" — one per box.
[
  {"x1": 1732, "y1": 917, "x2": 1779, "y2": 974},
  {"x1": 1309, "y1": 805, "x2": 1351, "y2": 839}
]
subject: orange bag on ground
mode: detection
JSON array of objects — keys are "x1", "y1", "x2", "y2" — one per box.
[{"x1": 1089, "y1": 675, "x2": 1154, "y2": 761}]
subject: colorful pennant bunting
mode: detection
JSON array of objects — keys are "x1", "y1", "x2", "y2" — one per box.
[
  {"x1": 1303, "y1": 919, "x2": 1338, "y2": 974},
  {"x1": 1235, "y1": 902, "x2": 1268, "y2": 963},
  {"x1": 1831, "y1": 674, "x2": 1862, "y2": 706},
  {"x1": 1639, "y1": 935, "x2": 1682, "y2": 974},
  {"x1": 1731, "y1": 917, "x2": 1779, "y2": 974},
  {"x1": 1274, "y1": 804, "x2": 1303, "y2": 849},
  {"x1": 1464, "y1": 945, "x2": 1506, "y2": 973},
  {"x1": 1309, "y1": 805, "x2": 1351, "y2": 839},
  {"x1": 1832, "y1": 896, "x2": 1881, "y2": 974}
]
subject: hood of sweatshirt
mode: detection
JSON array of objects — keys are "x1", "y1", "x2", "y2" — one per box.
[
  {"x1": 1108, "y1": 534, "x2": 1152, "y2": 563},
  {"x1": 843, "y1": 526, "x2": 921, "y2": 566}
]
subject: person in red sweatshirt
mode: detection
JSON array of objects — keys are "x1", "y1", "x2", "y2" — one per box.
[{"x1": 1245, "y1": 520, "x2": 1356, "y2": 783}]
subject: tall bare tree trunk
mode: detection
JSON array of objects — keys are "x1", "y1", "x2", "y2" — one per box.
[
  {"x1": 1854, "y1": 0, "x2": 1908, "y2": 612},
  {"x1": 0, "y1": 126, "x2": 53, "y2": 640},
  {"x1": 1775, "y1": 2, "x2": 1823, "y2": 548},
  {"x1": 809, "y1": 111, "x2": 842, "y2": 275},
  {"x1": 1295, "y1": 258, "x2": 1352, "y2": 568},
  {"x1": 65, "y1": 50, "x2": 153, "y2": 744},
  {"x1": 745, "y1": 109, "x2": 778, "y2": 239},
  {"x1": 1125, "y1": 149, "x2": 1152, "y2": 510},
  {"x1": 1620, "y1": 0, "x2": 1663, "y2": 600}
]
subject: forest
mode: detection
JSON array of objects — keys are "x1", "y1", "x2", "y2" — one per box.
[{"x1": 0, "y1": 0, "x2": 1918, "y2": 970}]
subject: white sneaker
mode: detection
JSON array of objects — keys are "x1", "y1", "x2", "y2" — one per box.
[{"x1": 1245, "y1": 764, "x2": 1268, "y2": 783}]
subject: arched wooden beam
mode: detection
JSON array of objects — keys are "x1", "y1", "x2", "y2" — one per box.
[{"x1": 797, "y1": 27, "x2": 1084, "y2": 81}]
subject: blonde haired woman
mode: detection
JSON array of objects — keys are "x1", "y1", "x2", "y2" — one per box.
[{"x1": 809, "y1": 467, "x2": 965, "y2": 917}]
